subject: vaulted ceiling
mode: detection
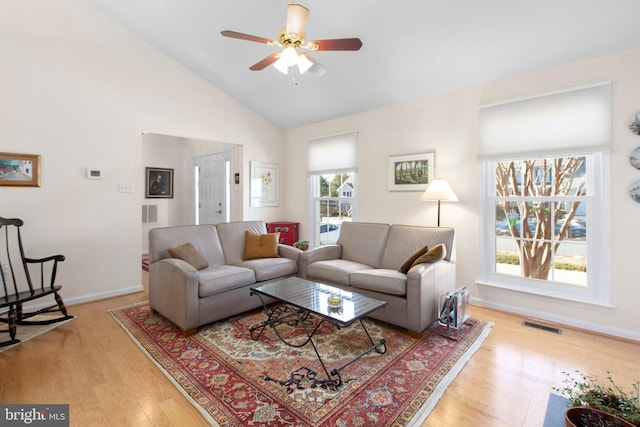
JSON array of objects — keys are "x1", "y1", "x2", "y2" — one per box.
[{"x1": 87, "y1": 0, "x2": 640, "y2": 130}]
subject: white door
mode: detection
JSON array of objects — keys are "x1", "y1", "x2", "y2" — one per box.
[{"x1": 194, "y1": 152, "x2": 229, "y2": 224}]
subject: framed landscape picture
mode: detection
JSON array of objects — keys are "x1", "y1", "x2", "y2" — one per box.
[
  {"x1": 0, "y1": 152, "x2": 40, "y2": 187},
  {"x1": 145, "y1": 167, "x2": 174, "y2": 198},
  {"x1": 388, "y1": 152, "x2": 434, "y2": 191}
]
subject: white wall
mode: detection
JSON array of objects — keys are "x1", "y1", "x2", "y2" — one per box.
[
  {"x1": 284, "y1": 49, "x2": 640, "y2": 340},
  {"x1": 0, "y1": 0, "x2": 286, "y2": 304}
]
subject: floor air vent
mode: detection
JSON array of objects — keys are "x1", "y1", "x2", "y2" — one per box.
[{"x1": 522, "y1": 320, "x2": 562, "y2": 334}]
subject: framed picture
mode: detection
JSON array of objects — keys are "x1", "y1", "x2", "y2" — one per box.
[
  {"x1": 388, "y1": 152, "x2": 435, "y2": 191},
  {"x1": 145, "y1": 167, "x2": 174, "y2": 198},
  {"x1": 0, "y1": 152, "x2": 41, "y2": 187},
  {"x1": 250, "y1": 161, "x2": 279, "y2": 207}
]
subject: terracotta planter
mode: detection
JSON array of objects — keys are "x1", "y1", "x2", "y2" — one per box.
[{"x1": 565, "y1": 407, "x2": 635, "y2": 427}]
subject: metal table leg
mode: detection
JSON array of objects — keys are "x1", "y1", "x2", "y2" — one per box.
[{"x1": 250, "y1": 292, "x2": 387, "y2": 389}]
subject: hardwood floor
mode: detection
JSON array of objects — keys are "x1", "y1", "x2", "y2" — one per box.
[{"x1": 1, "y1": 269, "x2": 638, "y2": 426}]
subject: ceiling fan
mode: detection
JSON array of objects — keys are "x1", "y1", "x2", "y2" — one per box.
[{"x1": 221, "y1": 1, "x2": 362, "y2": 81}]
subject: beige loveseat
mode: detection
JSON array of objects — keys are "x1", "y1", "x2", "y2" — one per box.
[
  {"x1": 148, "y1": 221, "x2": 300, "y2": 335},
  {"x1": 299, "y1": 222, "x2": 456, "y2": 337}
]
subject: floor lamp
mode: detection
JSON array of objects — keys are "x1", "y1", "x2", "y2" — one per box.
[{"x1": 420, "y1": 179, "x2": 459, "y2": 226}]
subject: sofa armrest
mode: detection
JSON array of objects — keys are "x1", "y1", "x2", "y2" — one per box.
[
  {"x1": 278, "y1": 243, "x2": 302, "y2": 260},
  {"x1": 298, "y1": 245, "x2": 342, "y2": 279},
  {"x1": 405, "y1": 260, "x2": 456, "y2": 334},
  {"x1": 148, "y1": 258, "x2": 200, "y2": 333}
]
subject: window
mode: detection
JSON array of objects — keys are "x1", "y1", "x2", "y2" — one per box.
[
  {"x1": 312, "y1": 173, "x2": 355, "y2": 245},
  {"x1": 307, "y1": 132, "x2": 358, "y2": 246},
  {"x1": 477, "y1": 84, "x2": 611, "y2": 304}
]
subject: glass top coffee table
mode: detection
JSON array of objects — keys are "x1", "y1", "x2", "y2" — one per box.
[{"x1": 250, "y1": 276, "x2": 387, "y2": 388}]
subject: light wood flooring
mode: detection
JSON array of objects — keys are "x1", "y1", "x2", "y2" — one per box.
[{"x1": 1, "y1": 269, "x2": 638, "y2": 426}]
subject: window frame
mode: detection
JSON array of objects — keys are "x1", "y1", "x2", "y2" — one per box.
[{"x1": 478, "y1": 152, "x2": 612, "y2": 306}]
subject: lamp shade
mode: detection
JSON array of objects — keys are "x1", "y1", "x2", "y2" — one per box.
[{"x1": 420, "y1": 180, "x2": 459, "y2": 202}]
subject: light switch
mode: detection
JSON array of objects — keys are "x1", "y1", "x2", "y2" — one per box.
[{"x1": 118, "y1": 183, "x2": 134, "y2": 193}]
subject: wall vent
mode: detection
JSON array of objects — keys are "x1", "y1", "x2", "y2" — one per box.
[
  {"x1": 142, "y1": 204, "x2": 158, "y2": 224},
  {"x1": 522, "y1": 319, "x2": 562, "y2": 334}
]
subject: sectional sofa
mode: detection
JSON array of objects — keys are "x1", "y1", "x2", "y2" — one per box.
[{"x1": 148, "y1": 220, "x2": 456, "y2": 338}]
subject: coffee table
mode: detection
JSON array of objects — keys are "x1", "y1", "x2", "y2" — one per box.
[{"x1": 249, "y1": 276, "x2": 387, "y2": 388}]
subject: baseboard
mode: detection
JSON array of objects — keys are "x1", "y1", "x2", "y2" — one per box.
[
  {"x1": 22, "y1": 285, "x2": 144, "y2": 311},
  {"x1": 471, "y1": 297, "x2": 640, "y2": 343},
  {"x1": 66, "y1": 285, "x2": 144, "y2": 307}
]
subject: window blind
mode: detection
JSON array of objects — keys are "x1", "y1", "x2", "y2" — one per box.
[
  {"x1": 307, "y1": 131, "x2": 358, "y2": 174},
  {"x1": 477, "y1": 83, "x2": 611, "y2": 159}
]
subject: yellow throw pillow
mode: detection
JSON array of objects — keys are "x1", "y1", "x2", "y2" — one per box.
[
  {"x1": 167, "y1": 243, "x2": 209, "y2": 270},
  {"x1": 410, "y1": 243, "x2": 447, "y2": 269},
  {"x1": 399, "y1": 245, "x2": 429, "y2": 274},
  {"x1": 244, "y1": 231, "x2": 281, "y2": 260}
]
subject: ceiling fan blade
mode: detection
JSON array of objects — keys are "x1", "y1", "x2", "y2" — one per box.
[
  {"x1": 300, "y1": 53, "x2": 326, "y2": 76},
  {"x1": 286, "y1": 4, "x2": 309, "y2": 40},
  {"x1": 221, "y1": 30, "x2": 275, "y2": 45},
  {"x1": 249, "y1": 52, "x2": 280, "y2": 71},
  {"x1": 306, "y1": 38, "x2": 363, "y2": 51}
]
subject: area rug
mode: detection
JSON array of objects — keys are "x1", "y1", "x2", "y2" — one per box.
[
  {"x1": 110, "y1": 302, "x2": 492, "y2": 426},
  {"x1": 0, "y1": 314, "x2": 75, "y2": 352}
]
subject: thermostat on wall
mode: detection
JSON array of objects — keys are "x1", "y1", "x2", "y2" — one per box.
[{"x1": 86, "y1": 168, "x2": 103, "y2": 180}]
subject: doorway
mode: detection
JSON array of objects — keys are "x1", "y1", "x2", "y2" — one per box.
[
  {"x1": 141, "y1": 132, "x2": 242, "y2": 254},
  {"x1": 194, "y1": 152, "x2": 231, "y2": 224}
]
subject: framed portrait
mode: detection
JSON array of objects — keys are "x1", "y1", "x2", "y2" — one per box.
[
  {"x1": 145, "y1": 167, "x2": 174, "y2": 198},
  {"x1": 0, "y1": 152, "x2": 41, "y2": 187},
  {"x1": 388, "y1": 152, "x2": 435, "y2": 191},
  {"x1": 250, "y1": 161, "x2": 279, "y2": 207}
]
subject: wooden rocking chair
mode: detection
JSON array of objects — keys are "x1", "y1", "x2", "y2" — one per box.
[{"x1": 0, "y1": 217, "x2": 73, "y2": 347}]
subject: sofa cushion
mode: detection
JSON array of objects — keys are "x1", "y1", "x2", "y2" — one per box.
[
  {"x1": 337, "y1": 222, "x2": 390, "y2": 268},
  {"x1": 411, "y1": 243, "x2": 447, "y2": 268},
  {"x1": 244, "y1": 231, "x2": 280, "y2": 260},
  {"x1": 380, "y1": 225, "x2": 455, "y2": 270},
  {"x1": 306, "y1": 259, "x2": 372, "y2": 286},
  {"x1": 235, "y1": 257, "x2": 297, "y2": 282},
  {"x1": 167, "y1": 243, "x2": 209, "y2": 270},
  {"x1": 398, "y1": 245, "x2": 429, "y2": 274},
  {"x1": 149, "y1": 225, "x2": 226, "y2": 266},
  {"x1": 350, "y1": 269, "x2": 407, "y2": 296},
  {"x1": 198, "y1": 265, "x2": 256, "y2": 297},
  {"x1": 216, "y1": 221, "x2": 268, "y2": 265}
]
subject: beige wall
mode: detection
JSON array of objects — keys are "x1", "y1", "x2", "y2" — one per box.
[
  {"x1": 284, "y1": 49, "x2": 640, "y2": 340},
  {"x1": 0, "y1": 0, "x2": 286, "y2": 304}
]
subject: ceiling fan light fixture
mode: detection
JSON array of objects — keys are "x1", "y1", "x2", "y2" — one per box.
[
  {"x1": 273, "y1": 56, "x2": 290, "y2": 74},
  {"x1": 297, "y1": 53, "x2": 313, "y2": 74},
  {"x1": 280, "y1": 46, "x2": 299, "y2": 66}
]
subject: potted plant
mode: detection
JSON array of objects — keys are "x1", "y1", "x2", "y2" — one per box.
[
  {"x1": 554, "y1": 370, "x2": 640, "y2": 427},
  {"x1": 293, "y1": 240, "x2": 310, "y2": 251}
]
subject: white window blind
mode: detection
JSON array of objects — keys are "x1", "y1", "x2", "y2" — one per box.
[
  {"x1": 307, "y1": 131, "x2": 358, "y2": 174},
  {"x1": 477, "y1": 83, "x2": 611, "y2": 159}
]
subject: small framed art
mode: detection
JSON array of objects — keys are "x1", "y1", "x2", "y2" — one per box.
[
  {"x1": 145, "y1": 167, "x2": 174, "y2": 198},
  {"x1": 388, "y1": 152, "x2": 434, "y2": 191},
  {"x1": 0, "y1": 152, "x2": 41, "y2": 187},
  {"x1": 250, "y1": 161, "x2": 279, "y2": 207}
]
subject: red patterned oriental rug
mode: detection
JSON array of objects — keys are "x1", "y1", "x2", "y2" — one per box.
[{"x1": 110, "y1": 302, "x2": 492, "y2": 426}]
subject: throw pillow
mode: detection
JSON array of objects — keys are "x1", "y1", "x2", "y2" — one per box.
[
  {"x1": 244, "y1": 231, "x2": 281, "y2": 260},
  {"x1": 167, "y1": 243, "x2": 209, "y2": 270},
  {"x1": 399, "y1": 245, "x2": 429, "y2": 274},
  {"x1": 410, "y1": 243, "x2": 447, "y2": 269}
]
